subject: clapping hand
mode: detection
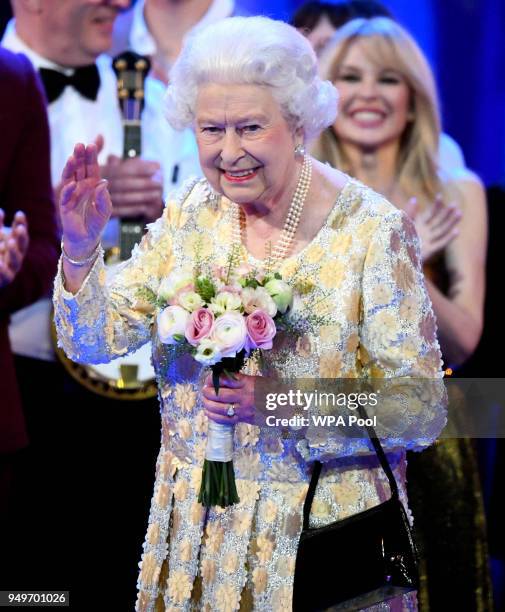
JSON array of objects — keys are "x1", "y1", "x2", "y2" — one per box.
[
  {"x1": 404, "y1": 194, "x2": 461, "y2": 263},
  {"x1": 60, "y1": 142, "x2": 112, "y2": 260},
  {"x1": 0, "y1": 209, "x2": 29, "y2": 288}
]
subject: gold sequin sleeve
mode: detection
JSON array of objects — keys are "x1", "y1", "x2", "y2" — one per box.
[{"x1": 52, "y1": 180, "x2": 197, "y2": 364}]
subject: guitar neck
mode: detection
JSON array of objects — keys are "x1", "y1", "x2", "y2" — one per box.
[{"x1": 119, "y1": 121, "x2": 144, "y2": 261}]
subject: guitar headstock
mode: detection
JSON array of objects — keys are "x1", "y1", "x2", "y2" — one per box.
[{"x1": 112, "y1": 51, "x2": 151, "y2": 158}]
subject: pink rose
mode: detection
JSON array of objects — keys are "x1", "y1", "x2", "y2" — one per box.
[
  {"x1": 245, "y1": 309, "x2": 276, "y2": 351},
  {"x1": 185, "y1": 308, "x2": 215, "y2": 346}
]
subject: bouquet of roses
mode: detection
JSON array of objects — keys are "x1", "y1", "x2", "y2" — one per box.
[{"x1": 140, "y1": 252, "x2": 294, "y2": 508}]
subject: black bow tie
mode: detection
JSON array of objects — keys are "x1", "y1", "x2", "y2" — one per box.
[{"x1": 39, "y1": 64, "x2": 100, "y2": 104}]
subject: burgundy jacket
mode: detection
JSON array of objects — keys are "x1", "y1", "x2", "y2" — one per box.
[{"x1": 0, "y1": 48, "x2": 59, "y2": 454}]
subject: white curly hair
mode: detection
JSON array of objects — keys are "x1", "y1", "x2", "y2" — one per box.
[{"x1": 164, "y1": 16, "x2": 338, "y2": 141}]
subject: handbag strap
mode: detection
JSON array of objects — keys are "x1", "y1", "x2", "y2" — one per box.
[{"x1": 302, "y1": 403, "x2": 399, "y2": 531}]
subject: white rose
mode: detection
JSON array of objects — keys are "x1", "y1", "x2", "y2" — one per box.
[
  {"x1": 209, "y1": 292, "x2": 242, "y2": 316},
  {"x1": 194, "y1": 339, "x2": 223, "y2": 366},
  {"x1": 241, "y1": 287, "x2": 277, "y2": 317},
  {"x1": 178, "y1": 291, "x2": 205, "y2": 312},
  {"x1": 211, "y1": 312, "x2": 247, "y2": 358},
  {"x1": 158, "y1": 271, "x2": 193, "y2": 302},
  {"x1": 264, "y1": 279, "x2": 293, "y2": 314},
  {"x1": 157, "y1": 305, "x2": 190, "y2": 344}
]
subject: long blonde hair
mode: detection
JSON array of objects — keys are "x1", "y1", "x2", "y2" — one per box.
[{"x1": 314, "y1": 17, "x2": 442, "y2": 201}]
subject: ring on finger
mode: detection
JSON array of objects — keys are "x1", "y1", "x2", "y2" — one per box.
[{"x1": 226, "y1": 403, "x2": 236, "y2": 418}]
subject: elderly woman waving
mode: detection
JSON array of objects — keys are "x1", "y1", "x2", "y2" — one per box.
[{"x1": 53, "y1": 16, "x2": 445, "y2": 612}]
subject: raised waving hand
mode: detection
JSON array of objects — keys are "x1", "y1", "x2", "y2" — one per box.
[{"x1": 60, "y1": 142, "x2": 112, "y2": 260}]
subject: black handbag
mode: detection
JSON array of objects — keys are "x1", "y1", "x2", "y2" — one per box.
[{"x1": 293, "y1": 407, "x2": 419, "y2": 611}]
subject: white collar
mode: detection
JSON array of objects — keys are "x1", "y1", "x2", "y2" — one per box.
[{"x1": 130, "y1": 0, "x2": 235, "y2": 55}]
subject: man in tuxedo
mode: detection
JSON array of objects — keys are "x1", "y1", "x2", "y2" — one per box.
[{"x1": 0, "y1": 46, "x2": 58, "y2": 558}]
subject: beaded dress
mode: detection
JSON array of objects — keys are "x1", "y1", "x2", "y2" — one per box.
[{"x1": 53, "y1": 177, "x2": 445, "y2": 611}]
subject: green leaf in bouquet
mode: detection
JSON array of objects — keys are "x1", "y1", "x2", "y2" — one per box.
[
  {"x1": 195, "y1": 276, "x2": 216, "y2": 303},
  {"x1": 136, "y1": 286, "x2": 166, "y2": 309}
]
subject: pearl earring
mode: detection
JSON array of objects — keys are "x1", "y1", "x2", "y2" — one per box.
[{"x1": 294, "y1": 143, "x2": 306, "y2": 158}]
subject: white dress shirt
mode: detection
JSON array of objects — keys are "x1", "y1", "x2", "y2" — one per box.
[
  {"x1": 128, "y1": 0, "x2": 235, "y2": 57},
  {"x1": 2, "y1": 20, "x2": 202, "y2": 360}
]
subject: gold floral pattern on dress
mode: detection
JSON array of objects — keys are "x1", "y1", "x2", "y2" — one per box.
[
  {"x1": 167, "y1": 569, "x2": 193, "y2": 603},
  {"x1": 419, "y1": 313, "x2": 438, "y2": 343},
  {"x1": 319, "y1": 352, "x2": 343, "y2": 377},
  {"x1": 201, "y1": 558, "x2": 216, "y2": 584},
  {"x1": 194, "y1": 439, "x2": 207, "y2": 464},
  {"x1": 155, "y1": 482, "x2": 172, "y2": 508},
  {"x1": 392, "y1": 260, "x2": 416, "y2": 293},
  {"x1": 215, "y1": 582, "x2": 241, "y2": 612},
  {"x1": 159, "y1": 450, "x2": 177, "y2": 480},
  {"x1": 319, "y1": 324, "x2": 341, "y2": 345},
  {"x1": 190, "y1": 467, "x2": 203, "y2": 492},
  {"x1": 279, "y1": 258, "x2": 299, "y2": 279},
  {"x1": 342, "y1": 289, "x2": 361, "y2": 323},
  {"x1": 262, "y1": 436, "x2": 284, "y2": 456},
  {"x1": 139, "y1": 551, "x2": 161, "y2": 586},
  {"x1": 147, "y1": 522, "x2": 160, "y2": 545},
  {"x1": 329, "y1": 233, "x2": 353, "y2": 256},
  {"x1": 281, "y1": 512, "x2": 302, "y2": 538},
  {"x1": 390, "y1": 229, "x2": 401, "y2": 254},
  {"x1": 197, "y1": 207, "x2": 220, "y2": 229},
  {"x1": 271, "y1": 585, "x2": 293, "y2": 611},
  {"x1": 222, "y1": 552, "x2": 239, "y2": 574},
  {"x1": 399, "y1": 294, "x2": 419, "y2": 321},
  {"x1": 311, "y1": 498, "x2": 331, "y2": 519},
  {"x1": 296, "y1": 335, "x2": 313, "y2": 357},
  {"x1": 190, "y1": 500, "x2": 205, "y2": 525},
  {"x1": 346, "y1": 332, "x2": 360, "y2": 353},
  {"x1": 261, "y1": 499, "x2": 278, "y2": 523},
  {"x1": 177, "y1": 418, "x2": 192, "y2": 440},
  {"x1": 372, "y1": 311, "x2": 400, "y2": 345},
  {"x1": 252, "y1": 567, "x2": 268, "y2": 593},
  {"x1": 372, "y1": 284, "x2": 393, "y2": 305},
  {"x1": 268, "y1": 460, "x2": 300, "y2": 482},
  {"x1": 173, "y1": 383, "x2": 197, "y2": 412},
  {"x1": 135, "y1": 590, "x2": 150, "y2": 612},
  {"x1": 216, "y1": 221, "x2": 233, "y2": 245},
  {"x1": 276, "y1": 555, "x2": 296, "y2": 578},
  {"x1": 179, "y1": 538, "x2": 192, "y2": 563},
  {"x1": 255, "y1": 530, "x2": 275, "y2": 564},
  {"x1": 173, "y1": 479, "x2": 189, "y2": 502},
  {"x1": 304, "y1": 243, "x2": 325, "y2": 264},
  {"x1": 205, "y1": 521, "x2": 225, "y2": 554},
  {"x1": 236, "y1": 479, "x2": 260, "y2": 506},
  {"x1": 194, "y1": 410, "x2": 209, "y2": 435},
  {"x1": 232, "y1": 511, "x2": 251, "y2": 536},
  {"x1": 235, "y1": 423, "x2": 260, "y2": 447},
  {"x1": 234, "y1": 448, "x2": 262, "y2": 480},
  {"x1": 319, "y1": 259, "x2": 345, "y2": 289},
  {"x1": 183, "y1": 230, "x2": 213, "y2": 259}
]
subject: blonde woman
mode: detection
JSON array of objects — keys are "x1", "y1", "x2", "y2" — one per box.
[{"x1": 312, "y1": 17, "x2": 491, "y2": 610}]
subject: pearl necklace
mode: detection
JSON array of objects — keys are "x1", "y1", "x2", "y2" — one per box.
[{"x1": 231, "y1": 155, "x2": 312, "y2": 272}]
